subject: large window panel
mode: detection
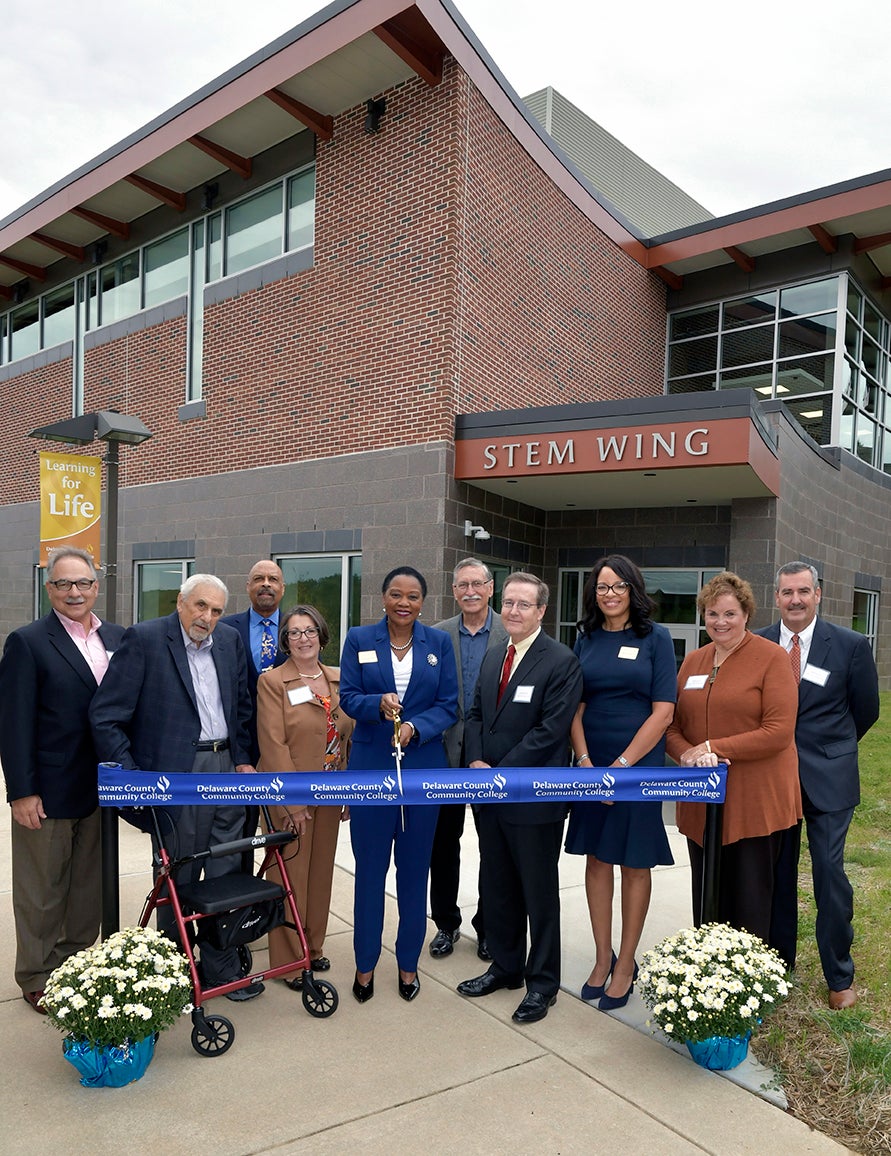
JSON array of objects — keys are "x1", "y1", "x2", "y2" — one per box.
[
  {"x1": 100, "y1": 256, "x2": 140, "y2": 325},
  {"x1": 144, "y1": 229, "x2": 189, "y2": 309},
  {"x1": 785, "y1": 396, "x2": 832, "y2": 443},
  {"x1": 776, "y1": 353, "x2": 834, "y2": 395},
  {"x1": 135, "y1": 560, "x2": 194, "y2": 622},
  {"x1": 10, "y1": 300, "x2": 39, "y2": 360},
  {"x1": 43, "y1": 283, "x2": 76, "y2": 349},
  {"x1": 719, "y1": 365, "x2": 773, "y2": 393},
  {"x1": 722, "y1": 291, "x2": 777, "y2": 329},
  {"x1": 225, "y1": 186, "x2": 283, "y2": 276},
  {"x1": 287, "y1": 169, "x2": 315, "y2": 252},
  {"x1": 780, "y1": 278, "x2": 837, "y2": 318},
  {"x1": 668, "y1": 335, "x2": 717, "y2": 378},
  {"x1": 669, "y1": 305, "x2": 719, "y2": 341},
  {"x1": 721, "y1": 325, "x2": 774, "y2": 369},
  {"x1": 277, "y1": 553, "x2": 361, "y2": 660},
  {"x1": 777, "y1": 314, "x2": 836, "y2": 359}
]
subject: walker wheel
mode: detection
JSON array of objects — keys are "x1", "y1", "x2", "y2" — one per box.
[
  {"x1": 191, "y1": 1013, "x2": 235, "y2": 1056},
  {"x1": 302, "y1": 979, "x2": 338, "y2": 1018}
]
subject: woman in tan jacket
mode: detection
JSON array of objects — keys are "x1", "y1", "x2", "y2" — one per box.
[
  {"x1": 257, "y1": 604, "x2": 353, "y2": 985},
  {"x1": 666, "y1": 572, "x2": 801, "y2": 961}
]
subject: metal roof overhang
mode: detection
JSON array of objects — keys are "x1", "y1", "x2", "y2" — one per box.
[{"x1": 454, "y1": 390, "x2": 781, "y2": 512}]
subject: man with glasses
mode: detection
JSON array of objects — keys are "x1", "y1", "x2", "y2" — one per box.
[
  {"x1": 457, "y1": 573, "x2": 582, "y2": 1024},
  {"x1": 428, "y1": 558, "x2": 508, "y2": 960},
  {"x1": 0, "y1": 546, "x2": 125, "y2": 1014}
]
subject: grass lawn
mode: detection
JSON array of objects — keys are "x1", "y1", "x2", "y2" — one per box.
[{"x1": 755, "y1": 691, "x2": 891, "y2": 1153}]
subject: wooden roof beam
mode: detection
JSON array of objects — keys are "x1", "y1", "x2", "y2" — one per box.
[
  {"x1": 651, "y1": 265, "x2": 683, "y2": 291},
  {"x1": 853, "y1": 230, "x2": 891, "y2": 254},
  {"x1": 0, "y1": 254, "x2": 47, "y2": 281},
  {"x1": 724, "y1": 245, "x2": 755, "y2": 273},
  {"x1": 70, "y1": 207, "x2": 131, "y2": 240},
  {"x1": 189, "y1": 134, "x2": 252, "y2": 180},
  {"x1": 808, "y1": 223, "x2": 837, "y2": 254},
  {"x1": 264, "y1": 89, "x2": 333, "y2": 140},
  {"x1": 32, "y1": 232, "x2": 86, "y2": 262},
  {"x1": 375, "y1": 17, "x2": 443, "y2": 86},
  {"x1": 124, "y1": 174, "x2": 186, "y2": 212}
]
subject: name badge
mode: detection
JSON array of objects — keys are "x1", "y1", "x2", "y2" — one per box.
[
  {"x1": 684, "y1": 674, "x2": 709, "y2": 690},
  {"x1": 287, "y1": 685, "x2": 314, "y2": 706},
  {"x1": 801, "y1": 663, "x2": 830, "y2": 687},
  {"x1": 618, "y1": 646, "x2": 639, "y2": 660},
  {"x1": 512, "y1": 685, "x2": 534, "y2": 703},
  {"x1": 358, "y1": 650, "x2": 378, "y2": 664}
]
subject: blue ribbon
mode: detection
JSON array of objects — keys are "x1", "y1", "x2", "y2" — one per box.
[{"x1": 98, "y1": 761, "x2": 726, "y2": 807}]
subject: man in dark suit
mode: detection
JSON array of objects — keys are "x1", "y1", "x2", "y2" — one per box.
[
  {"x1": 220, "y1": 559, "x2": 287, "y2": 764},
  {"x1": 757, "y1": 562, "x2": 879, "y2": 1009},
  {"x1": 428, "y1": 558, "x2": 508, "y2": 961},
  {"x1": 90, "y1": 573, "x2": 260, "y2": 998},
  {"x1": 0, "y1": 546, "x2": 125, "y2": 1013},
  {"x1": 457, "y1": 572, "x2": 582, "y2": 1024}
]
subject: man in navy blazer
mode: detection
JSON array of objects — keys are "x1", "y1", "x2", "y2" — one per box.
[
  {"x1": 90, "y1": 573, "x2": 260, "y2": 997},
  {"x1": 457, "y1": 572, "x2": 582, "y2": 1024},
  {"x1": 757, "y1": 562, "x2": 879, "y2": 1009},
  {"x1": 0, "y1": 547, "x2": 125, "y2": 1013}
]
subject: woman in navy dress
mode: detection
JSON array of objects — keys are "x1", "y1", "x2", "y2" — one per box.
[
  {"x1": 339, "y1": 566, "x2": 457, "y2": 1004},
  {"x1": 566, "y1": 555, "x2": 676, "y2": 1010}
]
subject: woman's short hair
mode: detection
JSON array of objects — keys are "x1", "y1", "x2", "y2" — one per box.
[
  {"x1": 697, "y1": 571, "x2": 756, "y2": 619},
  {"x1": 279, "y1": 604, "x2": 331, "y2": 654},
  {"x1": 381, "y1": 566, "x2": 427, "y2": 598}
]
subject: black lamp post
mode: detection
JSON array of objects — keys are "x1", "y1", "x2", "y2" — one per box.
[{"x1": 29, "y1": 409, "x2": 152, "y2": 938}]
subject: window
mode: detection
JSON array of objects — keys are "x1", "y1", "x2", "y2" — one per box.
[
  {"x1": 43, "y1": 283, "x2": 76, "y2": 349},
  {"x1": 34, "y1": 566, "x2": 51, "y2": 620},
  {"x1": 134, "y1": 560, "x2": 194, "y2": 622},
  {"x1": 100, "y1": 255, "x2": 140, "y2": 325},
  {"x1": 287, "y1": 168, "x2": 315, "y2": 252},
  {"x1": 225, "y1": 186, "x2": 283, "y2": 276},
  {"x1": 144, "y1": 229, "x2": 189, "y2": 309},
  {"x1": 852, "y1": 589, "x2": 879, "y2": 655},
  {"x1": 10, "y1": 300, "x2": 39, "y2": 361},
  {"x1": 276, "y1": 553, "x2": 361, "y2": 659}
]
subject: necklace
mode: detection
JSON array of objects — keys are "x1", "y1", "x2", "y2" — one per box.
[
  {"x1": 297, "y1": 668, "x2": 324, "y2": 680},
  {"x1": 389, "y1": 636, "x2": 413, "y2": 652}
]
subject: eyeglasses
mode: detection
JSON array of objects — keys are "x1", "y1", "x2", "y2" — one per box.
[
  {"x1": 286, "y1": 627, "x2": 319, "y2": 639},
  {"x1": 595, "y1": 582, "x2": 630, "y2": 595},
  {"x1": 48, "y1": 578, "x2": 96, "y2": 591},
  {"x1": 501, "y1": 599, "x2": 537, "y2": 612},
  {"x1": 454, "y1": 579, "x2": 491, "y2": 591}
]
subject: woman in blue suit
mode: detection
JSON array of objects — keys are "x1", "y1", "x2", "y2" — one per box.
[{"x1": 339, "y1": 566, "x2": 458, "y2": 1004}]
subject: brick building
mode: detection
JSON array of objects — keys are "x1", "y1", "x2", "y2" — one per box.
[{"x1": 2, "y1": 0, "x2": 890, "y2": 681}]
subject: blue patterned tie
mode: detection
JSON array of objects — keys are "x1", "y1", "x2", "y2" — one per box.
[{"x1": 260, "y1": 619, "x2": 276, "y2": 671}]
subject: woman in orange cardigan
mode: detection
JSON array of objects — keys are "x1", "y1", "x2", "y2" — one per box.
[
  {"x1": 666, "y1": 572, "x2": 801, "y2": 960},
  {"x1": 257, "y1": 604, "x2": 353, "y2": 984}
]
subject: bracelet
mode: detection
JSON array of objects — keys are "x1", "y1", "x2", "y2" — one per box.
[
  {"x1": 705, "y1": 740, "x2": 712, "y2": 754},
  {"x1": 617, "y1": 756, "x2": 629, "y2": 767},
  {"x1": 404, "y1": 720, "x2": 416, "y2": 740},
  {"x1": 576, "y1": 753, "x2": 591, "y2": 764}
]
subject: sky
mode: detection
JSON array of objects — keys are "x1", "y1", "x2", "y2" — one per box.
[{"x1": 2, "y1": 0, "x2": 889, "y2": 224}]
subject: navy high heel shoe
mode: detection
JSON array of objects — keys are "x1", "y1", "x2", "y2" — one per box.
[
  {"x1": 580, "y1": 951, "x2": 617, "y2": 1001},
  {"x1": 598, "y1": 960, "x2": 639, "y2": 1011}
]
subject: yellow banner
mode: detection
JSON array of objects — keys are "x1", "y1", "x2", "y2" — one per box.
[{"x1": 39, "y1": 453, "x2": 102, "y2": 565}]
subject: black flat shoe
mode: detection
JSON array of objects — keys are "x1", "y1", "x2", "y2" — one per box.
[
  {"x1": 283, "y1": 975, "x2": 303, "y2": 991},
  {"x1": 311, "y1": 956, "x2": 331, "y2": 971},
  {"x1": 398, "y1": 973, "x2": 421, "y2": 1001},
  {"x1": 352, "y1": 971, "x2": 374, "y2": 1003}
]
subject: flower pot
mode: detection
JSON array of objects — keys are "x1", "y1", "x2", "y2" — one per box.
[
  {"x1": 685, "y1": 1031, "x2": 751, "y2": 1071},
  {"x1": 62, "y1": 1034, "x2": 156, "y2": 1087}
]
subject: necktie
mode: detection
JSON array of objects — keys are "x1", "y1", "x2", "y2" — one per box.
[
  {"x1": 497, "y1": 644, "x2": 516, "y2": 705},
  {"x1": 260, "y1": 619, "x2": 276, "y2": 672},
  {"x1": 789, "y1": 634, "x2": 801, "y2": 684}
]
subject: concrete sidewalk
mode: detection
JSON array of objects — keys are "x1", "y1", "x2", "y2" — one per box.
[{"x1": 2, "y1": 809, "x2": 846, "y2": 1155}]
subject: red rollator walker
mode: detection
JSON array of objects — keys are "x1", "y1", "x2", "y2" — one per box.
[{"x1": 138, "y1": 802, "x2": 338, "y2": 1055}]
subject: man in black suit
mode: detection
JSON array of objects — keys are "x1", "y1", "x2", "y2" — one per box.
[
  {"x1": 0, "y1": 546, "x2": 125, "y2": 1014},
  {"x1": 90, "y1": 573, "x2": 261, "y2": 998},
  {"x1": 757, "y1": 562, "x2": 879, "y2": 1009},
  {"x1": 428, "y1": 558, "x2": 508, "y2": 961},
  {"x1": 457, "y1": 572, "x2": 582, "y2": 1024}
]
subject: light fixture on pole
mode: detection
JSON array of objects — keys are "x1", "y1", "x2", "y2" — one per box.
[{"x1": 28, "y1": 409, "x2": 153, "y2": 938}]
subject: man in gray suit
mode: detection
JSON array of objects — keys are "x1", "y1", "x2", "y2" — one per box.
[
  {"x1": 0, "y1": 547, "x2": 124, "y2": 1013},
  {"x1": 757, "y1": 562, "x2": 879, "y2": 1009},
  {"x1": 428, "y1": 558, "x2": 508, "y2": 960},
  {"x1": 90, "y1": 573, "x2": 261, "y2": 999}
]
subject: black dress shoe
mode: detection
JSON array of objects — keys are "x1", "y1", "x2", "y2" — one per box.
[
  {"x1": 398, "y1": 973, "x2": 421, "y2": 1001},
  {"x1": 429, "y1": 928, "x2": 460, "y2": 958},
  {"x1": 477, "y1": 938, "x2": 493, "y2": 962},
  {"x1": 352, "y1": 972, "x2": 375, "y2": 1003},
  {"x1": 310, "y1": 956, "x2": 331, "y2": 971},
  {"x1": 512, "y1": 991, "x2": 556, "y2": 1024},
  {"x1": 225, "y1": 980, "x2": 265, "y2": 1002},
  {"x1": 456, "y1": 971, "x2": 523, "y2": 997}
]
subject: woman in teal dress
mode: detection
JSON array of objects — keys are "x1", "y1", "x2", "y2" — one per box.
[{"x1": 566, "y1": 555, "x2": 676, "y2": 1010}]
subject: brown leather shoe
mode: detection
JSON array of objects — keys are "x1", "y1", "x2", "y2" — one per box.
[
  {"x1": 828, "y1": 986, "x2": 857, "y2": 1010},
  {"x1": 22, "y1": 990, "x2": 47, "y2": 1015}
]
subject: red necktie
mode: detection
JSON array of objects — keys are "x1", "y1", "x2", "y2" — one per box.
[
  {"x1": 497, "y1": 644, "x2": 516, "y2": 705},
  {"x1": 789, "y1": 634, "x2": 801, "y2": 684}
]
